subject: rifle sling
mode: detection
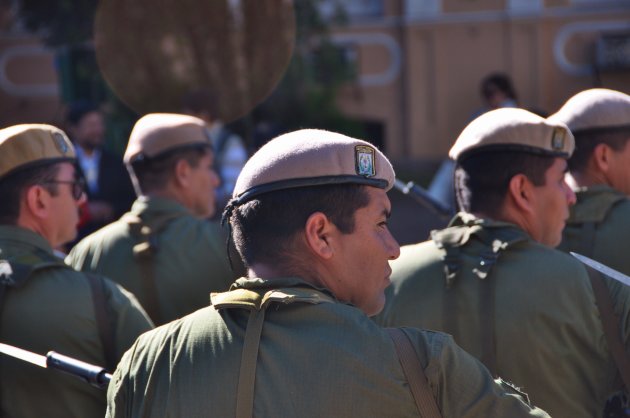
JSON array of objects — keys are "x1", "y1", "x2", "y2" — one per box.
[
  {"x1": 387, "y1": 328, "x2": 442, "y2": 418},
  {"x1": 585, "y1": 266, "x2": 630, "y2": 390}
]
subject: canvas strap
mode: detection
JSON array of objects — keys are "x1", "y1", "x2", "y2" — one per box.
[
  {"x1": 585, "y1": 266, "x2": 630, "y2": 391},
  {"x1": 124, "y1": 213, "x2": 181, "y2": 324},
  {"x1": 387, "y1": 328, "x2": 442, "y2": 418},
  {"x1": 85, "y1": 273, "x2": 116, "y2": 371},
  {"x1": 235, "y1": 308, "x2": 266, "y2": 418}
]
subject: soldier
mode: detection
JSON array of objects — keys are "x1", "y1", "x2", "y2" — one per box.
[
  {"x1": 549, "y1": 88, "x2": 630, "y2": 274},
  {"x1": 0, "y1": 124, "x2": 153, "y2": 418},
  {"x1": 375, "y1": 108, "x2": 630, "y2": 418},
  {"x1": 106, "y1": 129, "x2": 549, "y2": 418},
  {"x1": 67, "y1": 113, "x2": 242, "y2": 325}
]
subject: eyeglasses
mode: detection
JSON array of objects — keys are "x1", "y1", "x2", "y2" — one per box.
[{"x1": 41, "y1": 179, "x2": 86, "y2": 200}]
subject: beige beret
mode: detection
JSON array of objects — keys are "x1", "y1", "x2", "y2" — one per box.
[
  {"x1": 232, "y1": 129, "x2": 394, "y2": 204},
  {"x1": 124, "y1": 113, "x2": 212, "y2": 163},
  {"x1": 449, "y1": 108, "x2": 574, "y2": 162},
  {"x1": 547, "y1": 88, "x2": 630, "y2": 133},
  {"x1": 0, "y1": 124, "x2": 75, "y2": 180}
]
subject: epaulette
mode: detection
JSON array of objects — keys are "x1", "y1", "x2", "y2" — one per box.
[{"x1": 211, "y1": 287, "x2": 334, "y2": 311}]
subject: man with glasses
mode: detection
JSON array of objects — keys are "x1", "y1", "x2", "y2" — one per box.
[{"x1": 0, "y1": 124, "x2": 153, "y2": 418}]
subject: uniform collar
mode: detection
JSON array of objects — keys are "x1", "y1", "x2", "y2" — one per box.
[
  {"x1": 131, "y1": 196, "x2": 191, "y2": 218},
  {"x1": 231, "y1": 276, "x2": 337, "y2": 299},
  {"x1": 0, "y1": 225, "x2": 55, "y2": 255}
]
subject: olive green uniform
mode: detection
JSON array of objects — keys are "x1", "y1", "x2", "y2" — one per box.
[
  {"x1": 558, "y1": 185, "x2": 630, "y2": 274},
  {"x1": 67, "y1": 196, "x2": 239, "y2": 325},
  {"x1": 376, "y1": 213, "x2": 630, "y2": 418},
  {"x1": 0, "y1": 225, "x2": 153, "y2": 418},
  {"x1": 107, "y1": 276, "x2": 549, "y2": 418}
]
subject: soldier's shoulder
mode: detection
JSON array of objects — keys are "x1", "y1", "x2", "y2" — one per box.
[{"x1": 74, "y1": 219, "x2": 131, "y2": 249}]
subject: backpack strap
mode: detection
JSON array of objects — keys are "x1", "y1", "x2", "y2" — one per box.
[
  {"x1": 386, "y1": 328, "x2": 442, "y2": 418},
  {"x1": 85, "y1": 273, "x2": 116, "y2": 371},
  {"x1": 123, "y1": 212, "x2": 182, "y2": 324},
  {"x1": 584, "y1": 266, "x2": 630, "y2": 391},
  {"x1": 212, "y1": 286, "x2": 334, "y2": 418}
]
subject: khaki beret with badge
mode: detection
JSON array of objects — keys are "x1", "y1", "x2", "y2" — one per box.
[
  {"x1": 547, "y1": 88, "x2": 630, "y2": 134},
  {"x1": 124, "y1": 113, "x2": 212, "y2": 163},
  {"x1": 449, "y1": 108, "x2": 574, "y2": 162},
  {"x1": 0, "y1": 124, "x2": 75, "y2": 180},
  {"x1": 231, "y1": 128, "x2": 394, "y2": 205}
]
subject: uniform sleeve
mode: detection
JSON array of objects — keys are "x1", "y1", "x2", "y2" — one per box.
[
  {"x1": 601, "y1": 273, "x2": 630, "y2": 353},
  {"x1": 103, "y1": 279, "x2": 154, "y2": 360},
  {"x1": 416, "y1": 330, "x2": 550, "y2": 418},
  {"x1": 106, "y1": 343, "x2": 134, "y2": 418}
]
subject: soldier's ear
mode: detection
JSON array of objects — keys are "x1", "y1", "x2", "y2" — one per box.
[
  {"x1": 173, "y1": 158, "x2": 192, "y2": 188},
  {"x1": 507, "y1": 173, "x2": 534, "y2": 214},
  {"x1": 22, "y1": 184, "x2": 52, "y2": 220},
  {"x1": 304, "y1": 211, "x2": 335, "y2": 260},
  {"x1": 592, "y1": 143, "x2": 612, "y2": 174}
]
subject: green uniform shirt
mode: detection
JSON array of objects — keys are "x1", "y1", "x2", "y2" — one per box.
[
  {"x1": 67, "y1": 196, "x2": 240, "y2": 325},
  {"x1": 107, "y1": 277, "x2": 549, "y2": 418},
  {"x1": 558, "y1": 185, "x2": 630, "y2": 274},
  {"x1": 376, "y1": 213, "x2": 630, "y2": 418},
  {"x1": 0, "y1": 225, "x2": 153, "y2": 418}
]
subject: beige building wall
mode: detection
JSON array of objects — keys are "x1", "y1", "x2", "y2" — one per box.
[{"x1": 334, "y1": 0, "x2": 630, "y2": 161}]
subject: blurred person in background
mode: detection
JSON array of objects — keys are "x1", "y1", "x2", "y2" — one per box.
[{"x1": 65, "y1": 100, "x2": 135, "y2": 242}]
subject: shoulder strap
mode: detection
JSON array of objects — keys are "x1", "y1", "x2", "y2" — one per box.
[
  {"x1": 85, "y1": 272, "x2": 116, "y2": 371},
  {"x1": 386, "y1": 328, "x2": 442, "y2": 418},
  {"x1": 123, "y1": 213, "x2": 181, "y2": 324},
  {"x1": 584, "y1": 266, "x2": 630, "y2": 390},
  {"x1": 235, "y1": 307, "x2": 266, "y2": 418},
  {"x1": 212, "y1": 286, "x2": 333, "y2": 418}
]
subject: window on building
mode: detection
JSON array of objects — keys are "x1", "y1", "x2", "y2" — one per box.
[
  {"x1": 318, "y1": 0, "x2": 383, "y2": 20},
  {"x1": 405, "y1": 0, "x2": 441, "y2": 18}
]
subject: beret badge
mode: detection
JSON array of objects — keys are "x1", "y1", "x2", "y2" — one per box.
[
  {"x1": 551, "y1": 127, "x2": 566, "y2": 151},
  {"x1": 355, "y1": 145, "x2": 376, "y2": 177},
  {"x1": 53, "y1": 132, "x2": 69, "y2": 154}
]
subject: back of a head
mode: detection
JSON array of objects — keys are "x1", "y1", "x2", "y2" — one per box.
[
  {"x1": 225, "y1": 129, "x2": 395, "y2": 267},
  {"x1": 548, "y1": 88, "x2": 630, "y2": 174},
  {"x1": 124, "y1": 113, "x2": 213, "y2": 194},
  {"x1": 0, "y1": 124, "x2": 76, "y2": 224},
  {"x1": 65, "y1": 100, "x2": 100, "y2": 126},
  {"x1": 450, "y1": 108, "x2": 574, "y2": 215},
  {"x1": 481, "y1": 73, "x2": 518, "y2": 104}
]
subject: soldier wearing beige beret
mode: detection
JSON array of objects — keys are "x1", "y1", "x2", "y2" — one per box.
[
  {"x1": 0, "y1": 124, "x2": 152, "y2": 418},
  {"x1": 67, "y1": 113, "x2": 242, "y2": 325},
  {"x1": 376, "y1": 108, "x2": 630, "y2": 417},
  {"x1": 105, "y1": 128, "x2": 549, "y2": 418},
  {"x1": 550, "y1": 89, "x2": 630, "y2": 278}
]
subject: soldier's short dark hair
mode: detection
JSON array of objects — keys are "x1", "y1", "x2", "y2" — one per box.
[
  {"x1": 128, "y1": 146, "x2": 209, "y2": 195},
  {"x1": 228, "y1": 184, "x2": 371, "y2": 267},
  {"x1": 0, "y1": 163, "x2": 61, "y2": 225},
  {"x1": 568, "y1": 126, "x2": 630, "y2": 174},
  {"x1": 454, "y1": 151, "x2": 555, "y2": 217}
]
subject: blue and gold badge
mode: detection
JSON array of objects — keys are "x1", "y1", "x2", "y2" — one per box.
[{"x1": 355, "y1": 145, "x2": 376, "y2": 177}]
